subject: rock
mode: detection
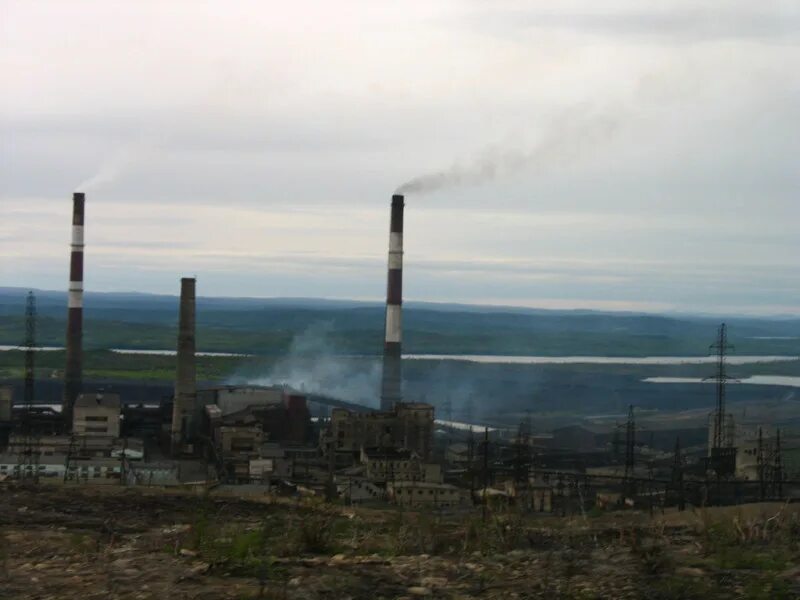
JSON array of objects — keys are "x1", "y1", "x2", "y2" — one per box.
[
  {"x1": 111, "y1": 558, "x2": 133, "y2": 568},
  {"x1": 675, "y1": 567, "x2": 705, "y2": 578},
  {"x1": 780, "y1": 565, "x2": 800, "y2": 580},
  {"x1": 179, "y1": 548, "x2": 197, "y2": 557},
  {"x1": 191, "y1": 562, "x2": 210, "y2": 574},
  {"x1": 407, "y1": 587, "x2": 431, "y2": 596},
  {"x1": 288, "y1": 577, "x2": 301, "y2": 587},
  {"x1": 421, "y1": 577, "x2": 447, "y2": 589}
]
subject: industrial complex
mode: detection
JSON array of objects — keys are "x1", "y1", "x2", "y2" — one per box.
[{"x1": 0, "y1": 191, "x2": 797, "y2": 514}]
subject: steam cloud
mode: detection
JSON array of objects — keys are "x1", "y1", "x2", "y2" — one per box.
[
  {"x1": 395, "y1": 105, "x2": 621, "y2": 195},
  {"x1": 241, "y1": 322, "x2": 382, "y2": 408}
]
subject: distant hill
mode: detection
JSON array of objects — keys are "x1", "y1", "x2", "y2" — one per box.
[{"x1": 1, "y1": 287, "x2": 798, "y2": 356}]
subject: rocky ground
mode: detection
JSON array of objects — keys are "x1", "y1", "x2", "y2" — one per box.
[{"x1": 1, "y1": 484, "x2": 798, "y2": 599}]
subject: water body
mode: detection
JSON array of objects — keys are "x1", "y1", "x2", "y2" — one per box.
[
  {"x1": 405, "y1": 354, "x2": 799, "y2": 366},
  {"x1": 0, "y1": 345, "x2": 63, "y2": 352},
  {"x1": 109, "y1": 349, "x2": 250, "y2": 358},
  {"x1": 2, "y1": 346, "x2": 797, "y2": 367},
  {"x1": 643, "y1": 376, "x2": 800, "y2": 388}
]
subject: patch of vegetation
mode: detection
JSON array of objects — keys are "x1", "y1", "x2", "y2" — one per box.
[{"x1": 643, "y1": 576, "x2": 714, "y2": 600}]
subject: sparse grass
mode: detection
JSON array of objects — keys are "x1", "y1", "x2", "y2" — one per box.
[
  {"x1": 643, "y1": 576, "x2": 714, "y2": 600},
  {"x1": 620, "y1": 527, "x2": 673, "y2": 577}
]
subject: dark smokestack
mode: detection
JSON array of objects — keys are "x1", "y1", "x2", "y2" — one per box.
[
  {"x1": 171, "y1": 277, "x2": 197, "y2": 454},
  {"x1": 63, "y1": 192, "x2": 85, "y2": 428},
  {"x1": 380, "y1": 194, "x2": 404, "y2": 411}
]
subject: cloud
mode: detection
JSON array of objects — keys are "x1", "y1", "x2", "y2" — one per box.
[
  {"x1": 0, "y1": 1, "x2": 797, "y2": 315},
  {"x1": 459, "y1": 3, "x2": 800, "y2": 42}
]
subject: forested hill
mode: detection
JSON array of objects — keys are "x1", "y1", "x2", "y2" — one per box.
[{"x1": 1, "y1": 287, "x2": 798, "y2": 356}]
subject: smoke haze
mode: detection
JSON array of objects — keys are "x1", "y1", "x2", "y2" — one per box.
[
  {"x1": 396, "y1": 106, "x2": 621, "y2": 195},
  {"x1": 241, "y1": 322, "x2": 382, "y2": 408}
]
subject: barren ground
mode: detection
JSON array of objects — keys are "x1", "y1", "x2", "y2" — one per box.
[{"x1": 1, "y1": 484, "x2": 798, "y2": 599}]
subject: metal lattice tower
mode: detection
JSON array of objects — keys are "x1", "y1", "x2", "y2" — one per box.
[
  {"x1": 773, "y1": 428, "x2": 783, "y2": 498},
  {"x1": 19, "y1": 291, "x2": 40, "y2": 481},
  {"x1": 624, "y1": 405, "x2": 635, "y2": 479},
  {"x1": 514, "y1": 416, "x2": 532, "y2": 484},
  {"x1": 709, "y1": 323, "x2": 735, "y2": 450}
]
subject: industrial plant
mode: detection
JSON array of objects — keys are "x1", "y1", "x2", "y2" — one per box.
[{"x1": 0, "y1": 191, "x2": 797, "y2": 516}]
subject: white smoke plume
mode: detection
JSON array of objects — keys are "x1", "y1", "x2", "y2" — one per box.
[
  {"x1": 241, "y1": 322, "x2": 382, "y2": 408},
  {"x1": 395, "y1": 104, "x2": 621, "y2": 195},
  {"x1": 75, "y1": 130, "x2": 163, "y2": 192}
]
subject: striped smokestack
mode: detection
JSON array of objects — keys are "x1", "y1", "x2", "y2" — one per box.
[
  {"x1": 63, "y1": 192, "x2": 85, "y2": 428},
  {"x1": 171, "y1": 277, "x2": 196, "y2": 455},
  {"x1": 380, "y1": 194, "x2": 404, "y2": 411}
]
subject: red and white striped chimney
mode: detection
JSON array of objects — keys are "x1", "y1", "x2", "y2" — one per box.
[
  {"x1": 63, "y1": 192, "x2": 85, "y2": 427},
  {"x1": 380, "y1": 194, "x2": 404, "y2": 411}
]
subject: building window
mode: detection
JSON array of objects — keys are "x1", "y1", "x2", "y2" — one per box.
[{"x1": 86, "y1": 416, "x2": 108, "y2": 422}]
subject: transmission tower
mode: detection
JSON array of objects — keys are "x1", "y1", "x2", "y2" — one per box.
[
  {"x1": 513, "y1": 417, "x2": 532, "y2": 485},
  {"x1": 19, "y1": 292, "x2": 40, "y2": 481},
  {"x1": 623, "y1": 405, "x2": 636, "y2": 500},
  {"x1": 706, "y1": 323, "x2": 738, "y2": 479},
  {"x1": 709, "y1": 323, "x2": 735, "y2": 450},
  {"x1": 773, "y1": 428, "x2": 783, "y2": 498}
]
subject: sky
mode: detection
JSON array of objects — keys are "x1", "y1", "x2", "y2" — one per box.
[{"x1": 1, "y1": 1, "x2": 798, "y2": 316}]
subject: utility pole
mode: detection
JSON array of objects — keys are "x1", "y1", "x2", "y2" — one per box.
[
  {"x1": 467, "y1": 426, "x2": 475, "y2": 499},
  {"x1": 757, "y1": 427, "x2": 765, "y2": 501},
  {"x1": 325, "y1": 440, "x2": 336, "y2": 502},
  {"x1": 513, "y1": 419, "x2": 529, "y2": 485},
  {"x1": 672, "y1": 437, "x2": 685, "y2": 511},
  {"x1": 612, "y1": 424, "x2": 622, "y2": 461},
  {"x1": 623, "y1": 405, "x2": 636, "y2": 501},
  {"x1": 481, "y1": 427, "x2": 489, "y2": 522}
]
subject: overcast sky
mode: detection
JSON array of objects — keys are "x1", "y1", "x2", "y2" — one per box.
[{"x1": 1, "y1": 1, "x2": 798, "y2": 315}]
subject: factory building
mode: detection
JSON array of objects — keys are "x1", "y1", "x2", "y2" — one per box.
[
  {"x1": 0, "y1": 434, "x2": 144, "y2": 483},
  {"x1": 360, "y1": 447, "x2": 442, "y2": 483},
  {"x1": 199, "y1": 386, "x2": 313, "y2": 482},
  {"x1": 73, "y1": 392, "x2": 121, "y2": 437},
  {"x1": 322, "y1": 402, "x2": 434, "y2": 460},
  {"x1": 199, "y1": 386, "x2": 311, "y2": 444},
  {"x1": 387, "y1": 481, "x2": 467, "y2": 508}
]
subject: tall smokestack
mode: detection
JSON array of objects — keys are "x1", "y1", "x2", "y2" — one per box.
[
  {"x1": 63, "y1": 192, "x2": 85, "y2": 428},
  {"x1": 171, "y1": 277, "x2": 196, "y2": 454},
  {"x1": 380, "y1": 194, "x2": 404, "y2": 411}
]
